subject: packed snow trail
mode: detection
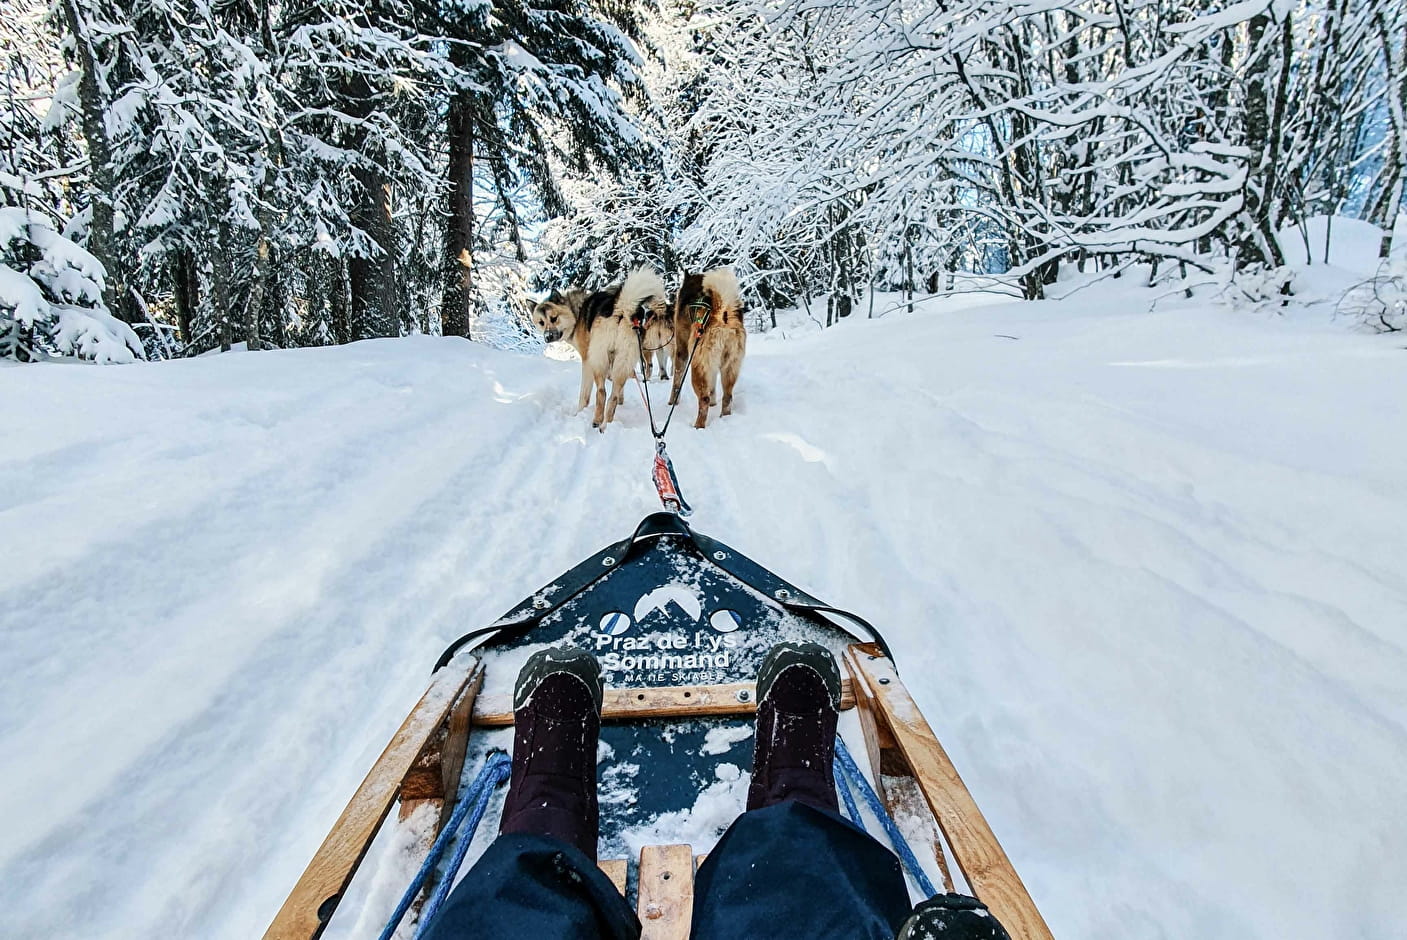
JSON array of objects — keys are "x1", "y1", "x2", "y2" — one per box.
[{"x1": 2, "y1": 287, "x2": 1405, "y2": 939}]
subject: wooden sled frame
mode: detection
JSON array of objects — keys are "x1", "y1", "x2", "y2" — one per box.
[{"x1": 264, "y1": 646, "x2": 1052, "y2": 940}]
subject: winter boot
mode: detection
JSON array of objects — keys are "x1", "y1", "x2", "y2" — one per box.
[
  {"x1": 498, "y1": 646, "x2": 604, "y2": 860},
  {"x1": 896, "y1": 894, "x2": 1014, "y2": 940},
  {"x1": 746, "y1": 641, "x2": 843, "y2": 813}
]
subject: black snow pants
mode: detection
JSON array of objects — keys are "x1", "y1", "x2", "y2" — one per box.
[{"x1": 419, "y1": 800, "x2": 1010, "y2": 940}]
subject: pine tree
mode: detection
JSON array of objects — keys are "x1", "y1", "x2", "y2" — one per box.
[{"x1": 435, "y1": 0, "x2": 654, "y2": 337}]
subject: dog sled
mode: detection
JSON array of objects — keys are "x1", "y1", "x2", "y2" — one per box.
[{"x1": 263, "y1": 510, "x2": 1054, "y2": 940}]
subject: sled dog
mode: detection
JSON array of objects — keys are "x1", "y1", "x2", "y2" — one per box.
[
  {"x1": 669, "y1": 268, "x2": 746, "y2": 429},
  {"x1": 531, "y1": 287, "x2": 590, "y2": 354},
  {"x1": 588, "y1": 267, "x2": 669, "y2": 429},
  {"x1": 531, "y1": 268, "x2": 669, "y2": 430},
  {"x1": 640, "y1": 296, "x2": 673, "y2": 382}
]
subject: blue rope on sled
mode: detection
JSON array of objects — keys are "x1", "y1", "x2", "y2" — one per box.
[
  {"x1": 378, "y1": 750, "x2": 512, "y2": 940},
  {"x1": 833, "y1": 735, "x2": 938, "y2": 897},
  {"x1": 834, "y1": 745, "x2": 865, "y2": 825}
]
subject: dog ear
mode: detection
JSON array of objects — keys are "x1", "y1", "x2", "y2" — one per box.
[{"x1": 547, "y1": 289, "x2": 562, "y2": 304}]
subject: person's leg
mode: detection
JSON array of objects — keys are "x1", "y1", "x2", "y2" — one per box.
[
  {"x1": 691, "y1": 800, "x2": 912, "y2": 939},
  {"x1": 420, "y1": 833, "x2": 636, "y2": 940},
  {"x1": 692, "y1": 642, "x2": 912, "y2": 939},
  {"x1": 419, "y1": 648, "x2": 639, "y2": 940}
]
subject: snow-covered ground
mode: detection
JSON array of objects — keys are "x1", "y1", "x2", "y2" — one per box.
[{"x1": 3, "y1": 265, "x2": 1406, "y2": 938}]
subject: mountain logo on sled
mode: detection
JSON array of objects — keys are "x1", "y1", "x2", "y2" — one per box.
[
  {"x1": 595, "y1": 585, "x2": 746, "y2": 641},
  {"x1": 633, "y1": 584, "x2": 704, "y2": 623}
]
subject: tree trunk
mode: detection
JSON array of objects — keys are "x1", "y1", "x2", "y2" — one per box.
[
  {"x1": 902, "y1": 230, "x2": 915, "y2": 313},
  {"x1": 59, "y1": 0, "x2": 134, "y2": 326},
  {"x1": 210, "y1": 229, "x2": 234, "y2": 352},
  {"x1": 330, "y1": 256, "x2": 350, "y2": 345},
  {"x1": 440, "y1": 83, "x2": 475, "y2": 339},
  {"x1": 1370, "y1": 9, "x2": 1406, "y2": 259},
  {"x1": 349, "y1": 167, "x2": 399, "y2": 340},
  {"x1": 1239, "y1": 12, "x2": 1287, "y2": 269},
  {"x1": 243, "y1": 234, "x2": 264, "y2": 352},
  {"x1": 266, "y1": 257, "x2": 288, "y2": 349},
  {"x1": 173, "y1": 249, "x2": 198, "y2": 345},
  {"x1": 1264, "y1": 11, "x2": 1295, "y2": 237}
]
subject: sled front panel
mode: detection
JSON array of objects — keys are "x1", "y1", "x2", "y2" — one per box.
[{"x1": 473, "y1": 527, "x2": 857, "y2": 856}]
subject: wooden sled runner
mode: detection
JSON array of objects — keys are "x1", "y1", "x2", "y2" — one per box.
[{"x1": 265, "y1": 513, "x2": 1053, "y2": 940}]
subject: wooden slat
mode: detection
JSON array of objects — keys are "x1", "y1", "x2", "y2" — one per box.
[
  {"x1": 474, "y1": 678, "x2": 855, "y2": 726},
  {"x1": 264, "y1": 660, "x2": 483, "y2": 940},
  {"x1": 398, "y1": 669, "x2": 483, "y2": 814},
  {"x1": 392, "y1": 670, "x2": 487, "y2": 928},
  {"x1": 843, "y1": 647, "x2": 955, "y2": 893},
  {"x1": 438, "y1": 676, "x2": 478, "y2": 813},
  {"x1": 399, "y1": 730, "x2": 447, "y2": 804},
  {"x1": 637, "y1": 844, "x2": 694, "y2": 940},
  {"x1": 600, "y1": 858, "x2": 628, "y2": 897},
  {"x1": 842, "y1": 648, "x2": 888, "y2": 797},
  {"x1": 848, "y1": 645, "x2": 1054, "y2": 940}
]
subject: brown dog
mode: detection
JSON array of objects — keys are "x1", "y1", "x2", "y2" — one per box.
[
  {"x1": 531, "y1": 268, "x2": 669, "y2": 429},
  {"x1": 669, "y1": 268, "x2": 746, "y2": 428}
]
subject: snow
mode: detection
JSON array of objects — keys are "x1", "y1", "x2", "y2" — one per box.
[
  {"x1": 0, "y1": 264, "x2": 47, "y2": 324},
  {"x1": 699, "y1": 724, "x2": 753, "y2": 756},
  {"x1": 2, "y1": 280, "x2": 1406, "y2": 938},
  {"x1": 617, "y1": 763, "x2": 751, "y2": 858}
]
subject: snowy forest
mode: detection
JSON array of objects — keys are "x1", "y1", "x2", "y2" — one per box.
[{"x1": 2, "y1": 0, "x2": 1406, "y2": 362}]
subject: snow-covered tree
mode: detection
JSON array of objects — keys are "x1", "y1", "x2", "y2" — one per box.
[
  {"x1": 0, "y1": 208, "x2": 143, "y2": 361},
  {"x1": 4, "y1": 0, "x2": 655, "y2": 356},
  {"x1": 1, "y1": 0, "x2": 141, "y2": 361},
  {"x1": 436, "y1": 0, "x2": 657, "y2": 336},
  {"x1": 669, "y1": 0, "x2": 1407, "y2": 305}
]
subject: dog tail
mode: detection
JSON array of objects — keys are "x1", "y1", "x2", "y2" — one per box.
[
  {"x1": 616, "y1": 267, "x2": 668, "y2": 320},
  {"x1": 702, "y1": 268, "x2": 743, "y2": 320}
]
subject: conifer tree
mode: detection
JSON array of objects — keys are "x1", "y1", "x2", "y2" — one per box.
[{"x1": 437, "y1": 0, "x2": 653, "y2": 337}]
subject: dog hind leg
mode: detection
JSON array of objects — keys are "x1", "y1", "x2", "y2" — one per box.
[
  {"x1": 605, "y1": 378, "x2": 626, "y2": 425},
  {"x1": 592, "y1": 372, "x2": 607, "y2": 430},
  {"x1": 720, "y1": 348, "x2": 742, "y2": 417},
  {"x1": 669, "y1": 319, "x2": 689, "y2": 406},
  {"x1": 605, "y1": 345, "x2": 635, "y2": 425},
  {"x1": 691, "y1": 349, "x2": 714, "y2": 429}
]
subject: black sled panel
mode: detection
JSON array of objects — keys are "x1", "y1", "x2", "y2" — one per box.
[{"x1": 441, "y1": 513, "x2": 887, "y2": 853}]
